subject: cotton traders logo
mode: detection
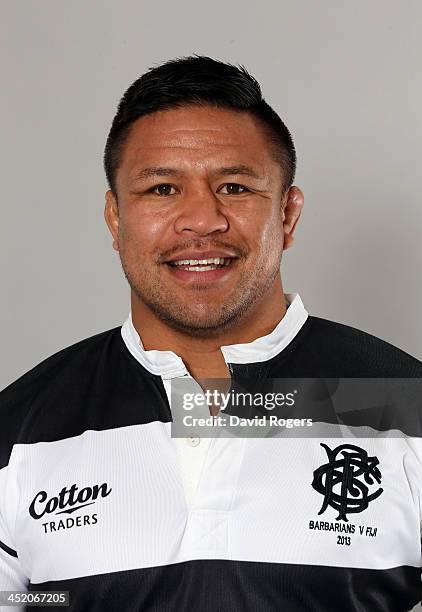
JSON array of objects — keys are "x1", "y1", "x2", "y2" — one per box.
[
  {"x1": 312, "y1": 443, "x2": 383, "y2": 522},
  {"x1": 29, "y1": 482, "x2": 112, "y2": 520}
]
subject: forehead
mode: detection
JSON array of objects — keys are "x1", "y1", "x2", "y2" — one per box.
[{"x1": 118, "y1": 106, "x2": 276, "y2": 180}]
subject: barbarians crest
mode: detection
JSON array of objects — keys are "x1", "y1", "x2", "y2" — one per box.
[{"x1": 312, "y1": 443, "x2": 383, "y2": 522}]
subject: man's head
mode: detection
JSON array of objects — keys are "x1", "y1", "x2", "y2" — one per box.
[{"x1": 104, "y1": 55, "x2": 304, "y2": 338}]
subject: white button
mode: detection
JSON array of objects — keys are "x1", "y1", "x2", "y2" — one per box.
[{"x1": 186, "y1": 437, "x2": 200, "y2": 447}]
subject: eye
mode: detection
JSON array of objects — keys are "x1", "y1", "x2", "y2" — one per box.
[
  {"x1": 220, "y1": 183, "x2": 250, "y2": 195},
  {"x1": 150, "y1": 184, "x2": 177, "y2": 196}
]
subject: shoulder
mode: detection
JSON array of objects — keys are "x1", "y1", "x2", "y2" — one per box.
[
  {"x1": 308, "y1": 315, "x2": 422, "y2": 375},
  {"x1": 281, "y1": 315, "x2": 422, "y2": 377},
  {"x1": 0, "y1": 326, "x2": 122, "y2": 402},
  {"x1": 0, "y1": 327, "x2": 122, "y2": 467}
]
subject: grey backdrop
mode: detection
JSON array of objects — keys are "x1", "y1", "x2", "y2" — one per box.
[
  {"x1": 1, "y1": 0, "x2": 421, "y2": 392},
  {"x1": 1, "y1": 2, "x2": 421, "y2": 609}
]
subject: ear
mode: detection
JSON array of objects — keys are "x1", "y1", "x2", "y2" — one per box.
[
  {"x1": 281, "y1": 186, "x2": 304, "y2": 250},
  {"x1": 104, "y1": 190, "x2": 120, "y2": 252}
]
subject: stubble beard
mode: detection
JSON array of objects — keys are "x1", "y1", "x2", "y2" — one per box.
[{"x1": 119, "y1": 251, "x2": 281, "y2": 339}]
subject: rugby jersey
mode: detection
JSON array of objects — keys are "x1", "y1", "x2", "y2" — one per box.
[{"x1": 1, "y1": 293, "x2": 422, "y2": 611}]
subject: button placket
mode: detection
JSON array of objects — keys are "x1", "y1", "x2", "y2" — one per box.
[{"x1": 163, "y1": 372, "x2": 247, "y2": 559}]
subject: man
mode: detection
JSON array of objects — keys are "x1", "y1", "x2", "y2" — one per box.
[{"x1": 1, "y1": 55, "x2": 421, "y2": 611}]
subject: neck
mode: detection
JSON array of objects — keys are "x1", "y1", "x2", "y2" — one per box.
[{"x1": 131, "y1": 275, "x2": 287, "y2": 379}]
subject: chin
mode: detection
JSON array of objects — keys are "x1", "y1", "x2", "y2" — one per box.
[{"x1": 164, "y1": 311, "x2": 234, "y2": 336}]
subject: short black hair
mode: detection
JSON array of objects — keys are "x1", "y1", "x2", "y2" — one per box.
[{"x1": 104, "y1": 55, "x2": 296, "y2": 195}]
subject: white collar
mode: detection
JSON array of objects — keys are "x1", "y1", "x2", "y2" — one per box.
[{"x1": 121, "y1": 293, "x2": 308, "y2": 379}]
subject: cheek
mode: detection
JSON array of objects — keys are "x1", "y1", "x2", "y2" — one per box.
[
  {"x1": 262, "y1": 207, "x2": 284, "y2": 247},
  {"x1": 240, "y1": 212, "x2": 282, "y2": 258},
  {"x1": 119, "y1": 212, "x2": 162, "y2": 253}
]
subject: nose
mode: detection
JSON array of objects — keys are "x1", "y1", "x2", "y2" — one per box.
[{"x1": 173, "y1": 184, "x2": 229, "y2": 236}]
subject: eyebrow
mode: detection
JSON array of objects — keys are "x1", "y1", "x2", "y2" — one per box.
[
  {"x1": 132, "y1": 167, "x2": 182, "y2": 181},
  {"x1": 131, "y1": 164, "x2": 264, "y2": 182},
  {"x1": 215, "y1": 165, "x2": 263, "y2": 179}
]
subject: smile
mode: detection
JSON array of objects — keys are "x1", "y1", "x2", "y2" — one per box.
[
  {"x1": 168, "y1": 257, "x2": 232, "y2": 271},
  {"x1": 164, "y1": 257, "x2": 237, "y2": 283}
]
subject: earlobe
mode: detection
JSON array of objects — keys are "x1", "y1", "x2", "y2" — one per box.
[{"x1": 104, "y1": 190, "x2": 120, "y2": 252}]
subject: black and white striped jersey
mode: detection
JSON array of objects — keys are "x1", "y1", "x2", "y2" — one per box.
[{"x1": 1, "y1": 293, "x2": 421, "y2": 611}]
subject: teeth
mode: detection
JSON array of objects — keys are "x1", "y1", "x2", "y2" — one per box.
[
  {"x1": 172, "y1": 257, "x2": 230, "y2": 266},
  {"x1": 185, "y1": 265, "x2": 219, "y2": 271}
]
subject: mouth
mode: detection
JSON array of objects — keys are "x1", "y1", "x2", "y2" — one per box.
[
  {"x1": 164, "y1": 257, "x2": 237, "y2": 283},
  {"x1": 167, "y1": 257, "x2": 233, "y2": 271}
]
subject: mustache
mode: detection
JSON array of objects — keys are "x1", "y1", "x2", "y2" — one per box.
[{"x1": 159, "y1": 240, "x2": 246, "y2": 262}]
